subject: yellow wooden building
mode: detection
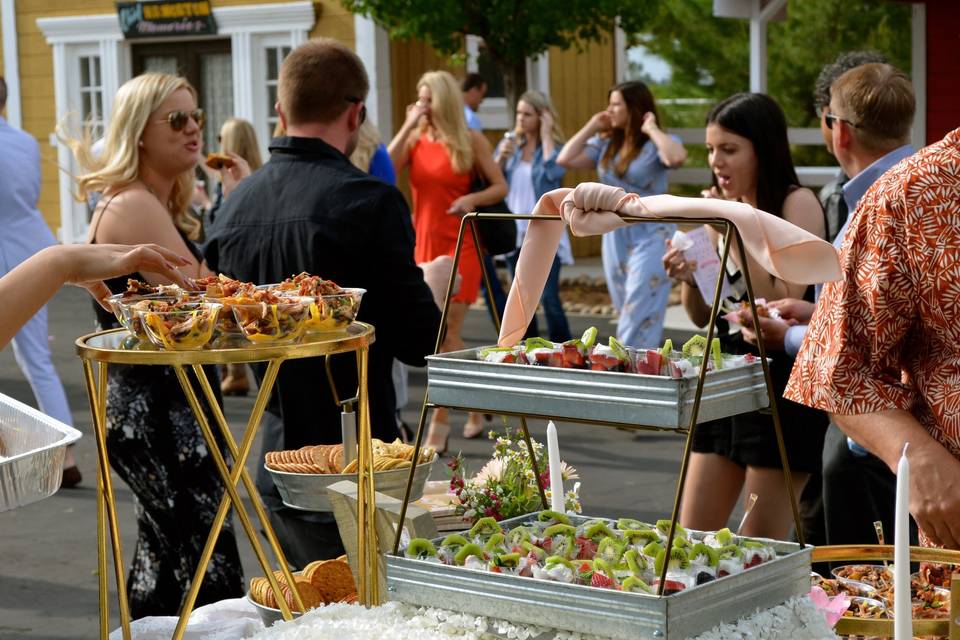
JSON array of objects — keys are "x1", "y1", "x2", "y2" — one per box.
[{"x1": 0, "y1": 0, "x2": 616, "y2": 255}]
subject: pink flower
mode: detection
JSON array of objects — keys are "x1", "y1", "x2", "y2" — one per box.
[{"x1": 808, "y1": 585, "x2": 850, "y2": 627}]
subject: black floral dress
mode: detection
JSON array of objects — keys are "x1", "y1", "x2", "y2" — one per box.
[{"x1": 93, "y1": 265, "x2": 243, "y2": 617}]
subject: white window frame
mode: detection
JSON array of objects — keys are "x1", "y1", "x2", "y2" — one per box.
[
  {"x1": 38, "y1": 1, "x2": 314, "y2": 243},
  {"x1": 77, "y1": 53, "x2": 106, "y2": 140},
  {"x1": 254, "y1": 36, "x2": 293, "y2": 156},
  {"x1": 465, "y1": 35, "x2": 550, "y2": 130}
]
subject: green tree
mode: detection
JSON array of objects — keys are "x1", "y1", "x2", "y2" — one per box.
[{"x1": 341, "y1": 0, "x2": 656, "y2": 111}]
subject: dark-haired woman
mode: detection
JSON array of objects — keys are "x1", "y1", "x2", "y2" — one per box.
[
  {"x1": 559, "y1": 81, "x2": 686, "y2": 348},
  {"x1": 662, "y1": 93, "x2": 828, "y2": 540}
]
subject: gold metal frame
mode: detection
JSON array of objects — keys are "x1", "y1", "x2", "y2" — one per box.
[
  {"x1": 392, "y1": 212, "x2": 801, "y2": 598},
  {"x1": 75, "y1": 324, "x2": 377, "y2": 639},
  {"x1": 812, "y1": 544, "x2": 960, "y2": 637}
]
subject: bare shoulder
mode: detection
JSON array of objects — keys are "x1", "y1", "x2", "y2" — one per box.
[
  {"x1": 93, "y1": 186, "x2": 173, "y2": 242},
  {"x1": 782, "y1": 187, "x2": 825, "y2": 235}
]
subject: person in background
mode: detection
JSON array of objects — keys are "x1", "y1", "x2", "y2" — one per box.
[
  {"x1": 205, "y1": 39, "x2": 448, "y2": 566},
  {"x1": 558, "y1": 81, "x2": 686, "y2": 349},
  {"x1": 350, "y1": 120, "x2": 396, "y2": 185},
  {"x1": 744, "y1": 63, "x2": 917, "y2": 548},
  {"x1": 812, "y1": 51, "x2": 888, "y2": 244},
  {"x1": 63, "y1": 72, "x2": 245, "y2": 616},
  {"x1": 461, "y1": 72, "x2": 487, "y2": 132},
  {"x1": 388, "y1": 70, "x2": 507, "y2": 452},
  {"x1": 460, "y1": 72, "x2": 509, "y2": 335},
  {"x1": 0, "y1": 244, "x2": 190, "y2": 350},
  {"x1": 0, "y1": 75, "x2": 81, "y2": 487},
  {"x1": 204, "y1": 117, "x2": 259, "y2": 397},
  {"x1": 493, "y1": 89, "x2": 572, "y2": 348},
  {"x1": 662, "y1": 93, "x2": 827, "y2": 540}
]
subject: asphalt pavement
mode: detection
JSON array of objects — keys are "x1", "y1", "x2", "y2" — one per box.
[{"x1": 0, "y1": 285, "x2": 739, "y2": 639}]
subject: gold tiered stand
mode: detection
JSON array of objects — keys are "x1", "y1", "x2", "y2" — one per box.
[
  {"x1": 812, "y1": 544, "x2": 960, "y2": 638},
  {"x1": 75, "y1": 323, "x2": 378, "y2": 640}
]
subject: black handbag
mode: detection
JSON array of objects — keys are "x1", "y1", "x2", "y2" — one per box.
[{"x1": 469, "y1": 173, "x2": 516, "y2": 256}]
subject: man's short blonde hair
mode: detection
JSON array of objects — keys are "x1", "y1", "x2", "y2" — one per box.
[
  {"x1": 279, "y1": 38, "x2": 369, "y2": 126},
  {"x1": 830, "y1": 63, "x2": 915, "y2": 151}
]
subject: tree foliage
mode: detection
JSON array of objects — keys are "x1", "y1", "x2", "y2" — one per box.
[{"x1": 341, "y1": 0, "x2": 657, "y2": 110}]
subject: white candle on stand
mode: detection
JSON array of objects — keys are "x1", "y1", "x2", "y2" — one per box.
[
  {"x1": 894, "y1": 443, "x2": 910, "y2": 640},
  {"x1": 547, "y1": 421, "x2": 564, "y2": 513}
]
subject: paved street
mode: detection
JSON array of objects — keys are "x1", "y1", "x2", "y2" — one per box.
[{"x1": 0, "y1": 285, "x2": 740, "y2": 639}]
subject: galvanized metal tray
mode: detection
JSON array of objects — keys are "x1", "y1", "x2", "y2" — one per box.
[
  {"x1": 427, "y1": 349, "x2": 770, "y2": 429},
  {"x1": 0, "y1": 392, "x2": 82, "y2": 512},
  {"x1": 268, "y1": 454, "x2": 437, "y2": 512},
  {"x1": 386, "y1": 514, "x2": 812, "y2": 639}
]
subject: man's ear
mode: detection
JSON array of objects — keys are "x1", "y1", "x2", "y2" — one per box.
[
  {"x1": 276, "y1": 102, "x2": 287, "y2": 132},
  {"x1": 347, "y1": 103, "x2": 361, "y2": 133}
]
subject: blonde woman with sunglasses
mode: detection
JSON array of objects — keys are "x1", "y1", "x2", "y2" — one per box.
[{"x1": 62, "y1": 72, "x2": 244, "y2": 617}]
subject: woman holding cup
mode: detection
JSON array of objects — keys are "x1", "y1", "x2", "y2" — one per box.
[{"x1": 493, "y1": 90, "x2": 572, "y2": 346}]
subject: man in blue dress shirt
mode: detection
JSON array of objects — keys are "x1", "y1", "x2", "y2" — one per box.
[
  {"x1": 0, "y1": 76, "x2": 79, "y2": 484},
  {"x1": 739, "y1": 62, "x2": 917, "y2": 547},
  {"x1": 461, "y1": 72, "x2": 486, "y2": 131}
]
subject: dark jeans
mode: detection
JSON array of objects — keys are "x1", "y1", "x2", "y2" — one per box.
[
  {"x1": 821, "y1": 422, "x2": 918, "y2": 548},
  {"x1": 479, "y1": 251, "x2": 508, "y2": 332},
  {"x1": 506, "y1": 250, "x2": 572, "y2": 343}
]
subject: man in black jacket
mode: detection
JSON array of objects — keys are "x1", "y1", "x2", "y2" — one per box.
[{"x1": 204, "y1": 38, "x2": 444, "y2": 565}]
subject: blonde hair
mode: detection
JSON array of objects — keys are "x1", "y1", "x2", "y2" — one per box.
[
  {"x1": 417, "y1": 70, "x2": 473, "y2": 174},
  {"x1": 830, "y1": 63, "x2": 915, "y2": 152},
  {"x1": 517, "y1": 90, "x2": 566, "y2": 144},
  {"x1": 62, "y1": 73, "x2": 201, "y2": 240},
  {"x1": 349, "y1": 120, "x2": 381, "y2": 172},
  {"x1": 219, "y1": 117, "x2": 262, "y2": 170}
]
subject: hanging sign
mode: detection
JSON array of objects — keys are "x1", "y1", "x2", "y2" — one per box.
[{"x1": 116, "y1": 1, "x2": 217, "y2": 39}]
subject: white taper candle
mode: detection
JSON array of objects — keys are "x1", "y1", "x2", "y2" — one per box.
[
  {"x1": 894, "y1": 442, "x2": 910, "y2": 639},
  {"x1": 547, "y1": 421, "x2": 564, "y2": 513}
]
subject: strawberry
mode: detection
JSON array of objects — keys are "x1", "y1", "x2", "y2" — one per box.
[
  {"x1": 591, "y1": 572, "x2": 616, "y2": 589},
  {"x1": 576, "y1": 537, "x2": 598, "y2": 559}
]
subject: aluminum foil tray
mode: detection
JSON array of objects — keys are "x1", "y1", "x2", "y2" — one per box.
[
  {"x1": 0, "y1": 392, "x2": 82, "y2": 512},
  {"x1": 427, "y1": 349, "x2": 770, "y2": 429},
  {"x1": 386, "y1": 514, "x2": 811, "y2": 639}
]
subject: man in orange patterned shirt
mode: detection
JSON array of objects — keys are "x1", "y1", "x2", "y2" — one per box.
[{"x1": 785, "y1": 125, "x2": 960, "y2": 549}]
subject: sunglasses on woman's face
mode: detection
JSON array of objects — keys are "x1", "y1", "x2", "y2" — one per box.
[{"x1": 156, "y1": 109, "x2": 205, "y2": 131}]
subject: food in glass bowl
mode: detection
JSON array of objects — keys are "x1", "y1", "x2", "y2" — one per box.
[
  {"x1": 832, "y1": 564, "x2": 893, "y2": 591},
  {"x1": 275, "y1": 272, "x2": 344, "y2": 296},
  {"x1": 108, "y1": 293, "x2": 177, "y2": 341},
  {"x1": 231, "y1": 296, "x2": 311, "y2": 344},
  {"x1": 843, "y1": 596, "x2": 887, "y2": 619},
  {"x1": 136, "y1": 301, "x2": 222, "y2": 350},
  {"x1": 300, "y1": 288, "x2": 364, "y2": 333}
]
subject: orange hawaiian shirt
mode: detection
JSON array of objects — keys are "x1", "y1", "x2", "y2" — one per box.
[{"x1": 786, "y1": 128, "x2": 960, "y2": 457}]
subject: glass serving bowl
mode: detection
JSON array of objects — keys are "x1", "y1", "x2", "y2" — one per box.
[
  {"x1": 136, "y1": 302, "x2": 222, "y2": 350},
  {"x1": 296, "y1": 288, "x2": 365, "y2": 334},
  {"x1": 231, "y1": 297, "x2": 311, "y2": 344},
  {"x1": 107, "y1": 293, "x2": 177, "y2": 341}
]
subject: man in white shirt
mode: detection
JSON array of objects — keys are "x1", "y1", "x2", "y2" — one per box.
[
  {"x1": 461, "y1": 73, "x2": 486, "y2": 131},
  {"x1": 0, "y1": 76, "x2": 79, "y2": 485}
]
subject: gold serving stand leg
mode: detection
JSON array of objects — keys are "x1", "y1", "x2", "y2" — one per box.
[
  {"x1": 82, "y1": 360, "x2": 132, "y2": 640},
  {"x1": 355, "y1": 345, "x2": 380, "y2": 604},
  {"x1": 186, "y1": 363, "x2": 302, "y2": 610},
  {"x1": 170, "y1": 359, "x2": 296, "y2": 640},
  {"x1": 170, "y1": 364, "x2": 303, "y2": 623}
]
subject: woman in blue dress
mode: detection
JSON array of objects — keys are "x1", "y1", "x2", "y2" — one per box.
[{"x1": 558, "y1": 81, "x2": 686, "y2": 348}]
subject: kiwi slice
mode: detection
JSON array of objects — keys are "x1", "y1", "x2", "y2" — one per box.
[
  {"x1": 715, "y1": 528, "x2": 733, "y2": 545},
  {"x1": 655, "y1": 519, "x2": 688, "y2": 539},
  {"x1": 609, "y1": 337, "x2": 628, "y2": 360},
  {"x1": 441, "y1": 534, "x2": 469, "y2": 548},
  {"x1": 624, "y1": 548, "x2": 647, "y2": 574},
  {"x1": 654, "y1": 547, "x2": 690, "y2": 575},
  {"x1": 537, "y1": 509, "x2": 571, "y2": 525},
  {"x1": 691, "y1": 542, "x2": 719, "y2": 567},
  {"x1": 468, "y1": 516, "x2": 502, "y2": 538},
  {"x1": 682, "y1": 335, "x2": 709, "y2": 360},
  {"x1": 494, "y1": 552, "x2": 521, "y2": 569},
  {"x1": 404, "y1": 538, "x2": 438, "y2": 559},
  {"x1": 622, "y1": 576, "x2": 653, "y2": 593},
  {"x1": 507, "y1": 526, "x2": 531, "y2": 546},
  {"x1": 584, "y1": 522, "x2": 615, "y2": 541},
  {"x1": 580, "y1": 326, "x2": 598, "y2": 349},
  {"x1": 543, "y1": 523, "x2": 577, "y2": 538},
  {"x1": 719, "y1": 544, "x2": 743, "y2": 559},
  {"x1": 622, "y1": 529, "x2": 660, "y2": 545},
  {"x1": 545, "y1": 555, "x2": 574, "y2": 569},
  {"x1": 661, "y1": 338, "x2": 674, "y2": 357},
  {"x1": 484, "y1": 532, "x2": 506, "y2": 551},
  {"x1": 711, "y1": 337, "x2": 723, "y2": 371},
  {"x1": 520, "y1": 540, "x2": 546, "y2": 559},
  {"x1": 616, "y1": 517, "x2": 648, "y2": 531},
  {"x1": 524, "y1": 337, "x2": 554, "y2": 353},
  {"x1": 596, "y1": 537, "x2": 625, "y2": 563},
  {"x1": 642, "y1": 541, "x2": 663, "y2": 558},
  {"x1": 454, "y1": 543, "x2": 486, "y2": 565}
]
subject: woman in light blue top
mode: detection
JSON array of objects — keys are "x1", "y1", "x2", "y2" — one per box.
[
  {"x1": 558, "y1": 81, "x2": 686, "y2": 348},
  {"x1": 493, "y1": 90, "x2": 572, "y2": 346}
]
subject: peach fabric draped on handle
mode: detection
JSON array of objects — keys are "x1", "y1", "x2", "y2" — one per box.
[{"x1": 497, "y1": 182, "x2": 841, "y2": 347}]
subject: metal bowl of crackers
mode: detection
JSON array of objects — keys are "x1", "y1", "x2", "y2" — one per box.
[
  {"x1": 265, "y1": 439, "x2": 437, "y2": 512},
  {"x1": 247, "y1": 557, "x2": 357, "y2": 628}
]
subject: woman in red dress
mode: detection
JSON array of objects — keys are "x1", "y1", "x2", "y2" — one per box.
[{"x1": 389, "y1": 70, "x2": 507, "y2": 452}]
